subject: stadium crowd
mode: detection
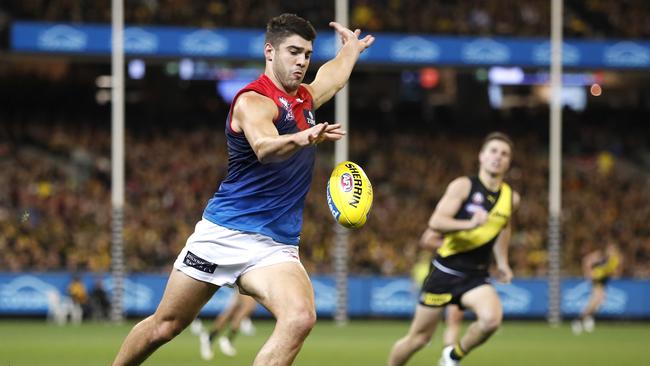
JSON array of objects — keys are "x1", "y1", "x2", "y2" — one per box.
[
  {"x1": 1, "y1": 105, "x2": 649, "y2": 278},
  {"x1": 1, "y1": 0, "x2": 650, "y2": 39}
]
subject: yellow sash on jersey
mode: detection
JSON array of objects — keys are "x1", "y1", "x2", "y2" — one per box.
[
  {"x1": 437, "y1": 183, "x2": 512, "y2": 257},
  {"x1": 591, "y1": 254, "x2": 620, "y2": 280}
]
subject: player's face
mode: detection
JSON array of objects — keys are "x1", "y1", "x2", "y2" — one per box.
[
  {"x1": 479, "y1": 139, "x2": 512, "y2": 176},
  {"x1": 269, "y1": 35, "x2": 313, "y2": 92}
]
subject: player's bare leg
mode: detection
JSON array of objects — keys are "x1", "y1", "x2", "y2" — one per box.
[
  {"x1": 214, "y1": 295, "x2": 258, "y2": 357},
  {"x1": 239, "y1": 262, "x2": 316, "y2": 366},
  {"x1": 457, "y1": 285, "x2": 502, "y2": 353},
  {"x1": 209, "y1": 295, "x2": 241, "y2": 335},
  {"x1": 113, "y1": 270, "x2": 218, "y2": 366},
  {"x1": 582, "y1": 284, "x2": 605, "y2": 319},
  {"x1": 581, "y1": 284, "x2": 605, "y2": 331},
  {"x1": 229, "y1": 295, "x2": 257, "y2": 332},
  {"x1": 200, "y1": 292, "x2": 242, "y2": 360},
  {"x1": 443, "y1": 305, "x2": 464, "y2": 346},
  {"x1": 388, "y1": 305, "x2": 444, "y2": 366}
]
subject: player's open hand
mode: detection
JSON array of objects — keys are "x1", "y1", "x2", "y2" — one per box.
[
  {"x1": 307, "y1": 122, "x2": 346, "y2": 145},
  {"x1": 329, "y1": 22, "x2": 375, "y2": 53}
]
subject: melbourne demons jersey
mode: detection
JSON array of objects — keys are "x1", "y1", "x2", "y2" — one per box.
[
  {"x1": 435, "y1": 176, "x2": 512, "y2": 275},
  {"x1": 203, "y1": 74, "x2": 317, "y2": 245}
]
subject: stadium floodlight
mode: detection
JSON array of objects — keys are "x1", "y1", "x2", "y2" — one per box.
[
  {"x1": 128, "y1": 59, "x2": 145, "y2": 80},
  {"x1": 179, "y1": 58, "x2": 194, "y2": 80},
  {"x1": 96, "y1": 75, "x2": 112, "y2": 88},
  {"x1": 488, "y1": 66, "x2": 525, "y2": 85}
]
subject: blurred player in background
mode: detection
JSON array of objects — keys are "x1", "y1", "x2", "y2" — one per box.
[
  {"x1": 572, "y1": 243, "x2": 622, "y2": 334},
  {"x1": 388, "y1": 132, "x2": 520, "y2": 366},
  {"x1": 112, "y1": 13, "x2": 374, "y2": 366},
  {"x1": 67, "y1": 274, "x2": 88, "y2": 324},
  {"x1": 89, "y1": 278, "x2": 110, "y2": 321},
  {"x1": 197, "y1": 292, "x2": 258, "y2": 360}
]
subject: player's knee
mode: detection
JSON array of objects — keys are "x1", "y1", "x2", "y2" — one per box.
[
  {"x1": 477, "y1": 314, "x2": 502, "y2": 334},
  {"x1": 280, "y1": 307, "x2": 316, "y2": 338},
  {"x1": 153, "y1": 318, "x2": 186, "y2": 344},
  {"x1": 293, "y1": 308, "x2": 317, "y2": 334},
  {"x1": 410, "y1": 332, "x2": 432, "y2": 349}
]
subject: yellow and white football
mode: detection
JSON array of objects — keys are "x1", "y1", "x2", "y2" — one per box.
[{"x1": 326, "y1": 161, "x2": 373, "y2": 229}]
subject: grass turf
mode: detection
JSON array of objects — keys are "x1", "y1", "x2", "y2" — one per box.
[{"x1": 1, "y1": 319, "x2": 648, "y2": 365}]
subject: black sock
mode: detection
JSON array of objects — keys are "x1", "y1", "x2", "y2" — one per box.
[
  {"x1": 208, "y1": 330, "x2": 219, "y2": 342},
  {"x1": 450, "y1": 343, "x2": 466, "y2": 360},
  {"x1": 227, "y1": 329, "x2": 239, "y2": 342}
]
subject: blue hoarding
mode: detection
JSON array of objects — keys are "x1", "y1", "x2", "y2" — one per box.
[
  {"x1": 11, "y1": 21, "x2": 650, "y2": 68},
  {"x1": 1, "y1": 273, "x2": 649, "y2": 319}
]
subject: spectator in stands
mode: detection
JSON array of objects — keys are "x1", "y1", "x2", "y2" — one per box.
[
  {"x1": 3, "y1": 0, "x2": 650, "y2": 38},
  {"x1": 1, "y1": 63, "x2": 650, "y2": 279}
]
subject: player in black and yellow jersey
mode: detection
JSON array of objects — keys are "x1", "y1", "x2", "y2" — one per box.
[
  {"x1": 571, "y1": 243, "x2": 622, "y2": 334},
  {"x1": 388, "y1": 132, "x2": 520, "y2": 366}
]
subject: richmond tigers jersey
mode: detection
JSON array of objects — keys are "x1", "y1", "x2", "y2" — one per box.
[
  {"x1": 435, "y1": 176, "x2": 512, "y2": 275},
  {"x1": 591, "y1": 254, "x2": 620, "y2": 281}
]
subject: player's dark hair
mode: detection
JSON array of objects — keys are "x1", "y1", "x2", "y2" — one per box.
[
  {"x1": 265, "y1": 13, "x2": 316, "y2": 47},
  {"x1": 481, "y1": 132, "x2": 514, "y2": 152}
]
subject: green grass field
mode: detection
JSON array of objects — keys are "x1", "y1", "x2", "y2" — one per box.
[{"x1": 1, "y1": 319, "x2": 649, "y2": 365}]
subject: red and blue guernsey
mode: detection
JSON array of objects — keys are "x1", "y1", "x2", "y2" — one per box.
[{"x1": 203, "y1": 74, "x2": 317, "y2": 245}]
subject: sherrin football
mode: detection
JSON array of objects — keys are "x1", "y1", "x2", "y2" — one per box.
[{"x1": 326, "y1": 161, "x2": 373, "y2": 229}]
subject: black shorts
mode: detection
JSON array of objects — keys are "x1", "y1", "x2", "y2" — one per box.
[
  {"x1": 593, "y1": 277, "x2": 610, "y2": 286},
  {"x1": 419, "y1": 263, "x2": 489, "y2": 308}
]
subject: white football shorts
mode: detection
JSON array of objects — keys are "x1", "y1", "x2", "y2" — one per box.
[{"x1": 173, "y1": 218, "x2": 301, "y2": 287}]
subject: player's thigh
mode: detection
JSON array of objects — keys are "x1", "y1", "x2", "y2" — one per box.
[
  {"x1": 231, "y1": 295, "x2": 257, "y2": 320},
  {"x1": 460, "y1": 284, "x2": 502, "y2": 321},
  {"x1": 446, "y1": 304, "x2": 464, "y2": 324},
  {"x1": 238, "y1": 262, "x2": 314, "y2": 318},
  {"x1": 593, "y1": 284, "x2": 605, "y2": 298},
  {"x1": 407, "y1": 304, "x2": 444, "y2": 337},
  {"x1": 154, "y1": 269, "x2": 219, "y2": 324}
]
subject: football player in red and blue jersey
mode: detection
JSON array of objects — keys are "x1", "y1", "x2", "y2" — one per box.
[{"x1": 113, "y1": 13, "x2": 374, "y2": 366}]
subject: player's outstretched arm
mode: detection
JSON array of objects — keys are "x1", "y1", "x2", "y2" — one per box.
[
  {"x1": 305, "y1": 22, "x2": 375, "y2": 109},
  {"x1": 233, "y1": 92, "x2": 345, "y2": 163}
]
